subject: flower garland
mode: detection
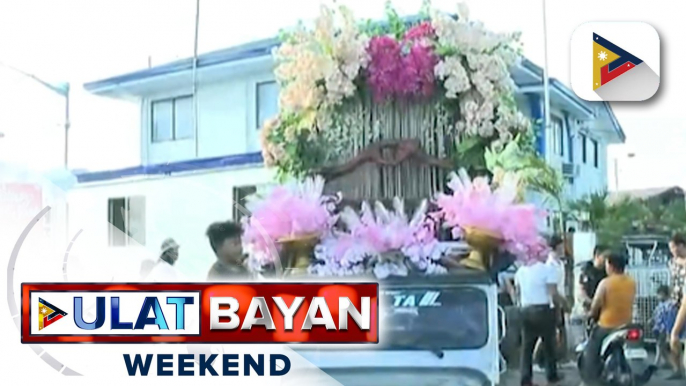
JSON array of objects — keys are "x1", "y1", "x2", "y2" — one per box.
[{"x1": 263, "y1": 3, "x2": 531, "y2": 179}]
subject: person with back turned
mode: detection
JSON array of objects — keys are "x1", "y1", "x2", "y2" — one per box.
[
  {"x1": 581, "y1": 252, "x2": 636, "y2": 383},
  {"x1": 515, "y1": 255, "x2": 563, "y2": 386},
  {"x1": 579, "y1": 245, "x2": 610, "y2": 311}
]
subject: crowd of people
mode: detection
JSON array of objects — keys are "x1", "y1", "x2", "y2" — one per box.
[
  {"x1": 138, "y1": 219, "x2": 686, "y2": 385},
  {"x1": 503, "y1": 233, "x2": 686, "y2": 386}
]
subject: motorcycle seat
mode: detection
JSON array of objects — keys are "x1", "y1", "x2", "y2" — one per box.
[{"x1": 611, "y1": 323, "x2": 642, "y2": 331}]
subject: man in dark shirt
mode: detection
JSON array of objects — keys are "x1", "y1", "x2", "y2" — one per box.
[
  {"x1": 580, "y1": 245, "x2": 610, "y2": 311},
  {"x1": 206, "y1": 221, "x2": 249, "y2": 281}
]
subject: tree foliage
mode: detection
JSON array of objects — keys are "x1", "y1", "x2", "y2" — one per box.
[{"x1": 568, "y1": 191, "x2": 686, "y2": 246}]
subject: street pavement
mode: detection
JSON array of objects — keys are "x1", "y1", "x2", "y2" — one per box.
[{"x1": 502, "y1": 365, "x2": 683, "y2": 386}]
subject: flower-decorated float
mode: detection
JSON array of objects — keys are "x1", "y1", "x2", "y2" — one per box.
[{"x1": 243, "y1": 3, "x2": 554, "y2": 280}]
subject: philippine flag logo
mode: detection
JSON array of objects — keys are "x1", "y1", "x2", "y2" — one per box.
[
  {"x1": 572, "y1": 22, "x2": 660, "y2": 101},
  {"x1": 37, "y1": 298, "x2": 67, "y2": 331}
]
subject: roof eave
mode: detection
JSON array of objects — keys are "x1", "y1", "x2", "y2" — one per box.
[
  {"x1": 83, "y1": 37, "x2": 280, "y2": 95},
  {"x1": 520, "y1": 58, "x2": 625, "y2": 143},
  {"x1": 603, "y1": 101, "x2": 626, "y2": 143}
]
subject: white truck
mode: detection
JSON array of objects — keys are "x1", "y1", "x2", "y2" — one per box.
[{"x1": 296, "y1": 271, "x2": 504, "y2": 386}]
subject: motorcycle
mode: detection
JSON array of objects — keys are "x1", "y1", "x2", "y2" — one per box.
[{"x1": 575, "y1": 323, "x2": 656, "y2": 386}]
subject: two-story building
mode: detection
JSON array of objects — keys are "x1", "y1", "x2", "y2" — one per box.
[{"x1": 69, "y1": 37, "x2": 625, "y2": 279}]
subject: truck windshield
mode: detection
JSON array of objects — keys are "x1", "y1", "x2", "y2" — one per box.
[{"x1": 378, "y1": 285, "x2": 489, "y2": 351}]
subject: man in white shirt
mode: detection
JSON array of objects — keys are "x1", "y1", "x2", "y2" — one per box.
[
  {"x1": 515, "y1": 258, "x2": 563, "y2": 386},
  {"x1": 547, "y1": 236, "x2": 566, "y2": 298},
  {"x1": 145, "y1": 238, "x2": 184, "y2": 282}
]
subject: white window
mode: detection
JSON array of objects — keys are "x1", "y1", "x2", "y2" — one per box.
[
  {"x1": 256, "y1": 81, "x2": 279, "y2": 130},
  {"x1": 550, "y1": 116, "x2": 565, "y2": 157},
  {"x1": 108, "y1": 196, "x2": 146, "y2": 246},
  {"x1": 233, "y1": 185, "x2": 258, "y2": 222},
  {"x1": 151, "y1": 96, "x2": 194, "y2": 142}
]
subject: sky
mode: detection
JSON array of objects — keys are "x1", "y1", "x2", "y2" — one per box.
[{"x1": 0, "y1": 0, "x2": 683, "y2": 191}]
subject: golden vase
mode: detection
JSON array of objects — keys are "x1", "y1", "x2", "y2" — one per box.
[
  {"x1": 277, "y1": 233, "x2": 319, "y2": 277},
  {"x1": 461, "y1": 227, "x2": 502, "y2": 271}
]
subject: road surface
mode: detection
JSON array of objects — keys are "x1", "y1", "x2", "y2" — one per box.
[{"x1": 502, "y1": 366, "x2": 682, "y2": 386}]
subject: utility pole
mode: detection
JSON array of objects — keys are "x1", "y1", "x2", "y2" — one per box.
[
  {"x1": 192, "y1": 0, "x2": 200, "y2": 158},
  {"x1": 541, "y1": 0, "x2": 551, "y2": 160},
  {"x1": 614, "y1": 152, "x2": 636, "y2": 191}
]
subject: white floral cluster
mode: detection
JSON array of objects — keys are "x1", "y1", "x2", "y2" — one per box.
[
  {"x1": 431, "y1": 5, "x2": 524, "y2": 140},
  {"x1": 308, "y1": 243, "x2": 368, "y2": 277},
  {"x1": 434, "y1": 57, "x2": 470, "y2": 98},
  {"x1": 307, "y1": 199, "x2": 449, "y2": 280},
  {"x1": 309, "y1": 240, "x2": 447, "y2": 280},
  {"x1": 491, "y1": 104, "x2": 530, "y2": 150},
  {"x1": 372, "y1": 245, "x2": 448, "y2": 280},
  {"x1": 274, "y1": 5, "x2": 369, "y2": 115}
]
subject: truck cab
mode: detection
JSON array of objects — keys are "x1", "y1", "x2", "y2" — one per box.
[{"x1": 295, "y1": 271, "x2": 503, "y2": 385}]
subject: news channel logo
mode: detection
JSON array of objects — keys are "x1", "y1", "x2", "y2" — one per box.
[{"x1": 571, "y1": 22, "x2": 660, "y2": 101}]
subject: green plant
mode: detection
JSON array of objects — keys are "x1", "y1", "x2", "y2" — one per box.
[
  {"x1": 567, "y1": 192, "x2": 646, "y2": 246},
  {"x1": 635, "y1": 199, "x2": 686, "y2": 235},
  {"x1": 455, "y1": 136, "x2": 491, "y2": 177},
  {"x1": 384, "y1": 0, "x2": 407, "y2": 40},
  {"x1": 485, "y1": 133, "x2": 568, "y2": 231},
  {"x1": 485, "y1": 135, "x2": 565, "y2": 202}
]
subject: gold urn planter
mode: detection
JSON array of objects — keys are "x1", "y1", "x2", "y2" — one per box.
[
  {"x1": 277, "y1": 233, "x2": 320, "y2": 277},
  {"x1": 460, "y1": 226, "x2": 503, "y2": 272}
]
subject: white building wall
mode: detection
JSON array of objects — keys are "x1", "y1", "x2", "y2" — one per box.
[
  {"x1": 139, "y1": 69, "x2": 275, "y2": 165},
  {"x1": 67, "y1": 165, "x2": 274, "y2": 281},
  {"x1": 574, "y1": 132, "x2": 608, "y2": 198}
]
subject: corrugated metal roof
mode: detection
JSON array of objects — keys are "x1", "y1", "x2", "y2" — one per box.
[{"x1": 608, "y1": 186, "x2": 685, "y2": 203}]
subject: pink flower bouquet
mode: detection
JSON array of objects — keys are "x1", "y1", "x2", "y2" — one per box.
[
  {"x1": 310, "y1": 198, "x2": 447, "y2": 278},
  {"x1": 435, "y1": 169, "x2": 545, "y2": 261},
  {"x1": 366, "y1": 22, "x2": 438, "y2": 102},
  {"x1": 241, "y1": 176, "x2": 339, "y2": 269}
]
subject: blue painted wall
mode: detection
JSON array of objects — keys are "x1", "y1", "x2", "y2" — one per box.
[{"x1": 75, "y1": 152, "x2": 264, "y2": 183}]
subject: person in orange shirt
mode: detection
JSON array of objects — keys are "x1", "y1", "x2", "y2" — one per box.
[{"x1": 581, "y1": 252, "x2": 636, "y2": 382}]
